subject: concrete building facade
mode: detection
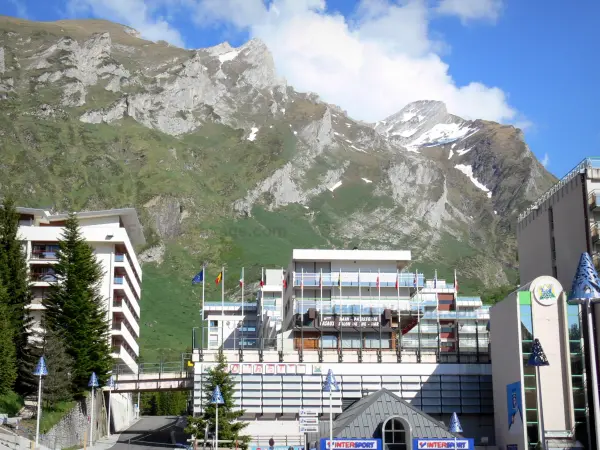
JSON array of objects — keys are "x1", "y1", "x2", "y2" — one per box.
[
  {"x1": 490, "y1": 276, "x2": 586, "y2": 449},
  {"x1": 17, "y1": 207, "x2": 145, "y2": 374}
]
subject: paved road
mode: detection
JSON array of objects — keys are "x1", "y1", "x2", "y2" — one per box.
[{"x1": 108, "y1": 416, "x2": 189, "y2": 450}]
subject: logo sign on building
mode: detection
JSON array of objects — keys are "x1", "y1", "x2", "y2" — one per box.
[
  {"x1": 320, "y1": 439, "x2": 381, "y2": 450},
  {"x1": 299, "y1": 409, "x2": 319, "y2": 417},
  {"x1": 229, "y1": 364, "x2": 308, "y2": 375},
  {"x1": 412, "y1": 438, "x2": 474, "y2": 449},
  {"x1": 531, "y1": 276, "x2": 562, "y2": 307},
  {"x1": 321, "y1": 316, "x2": 380, "y2": 328}
]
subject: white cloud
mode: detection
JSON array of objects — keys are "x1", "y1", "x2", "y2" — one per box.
[
  {"x1": 67, "y1": 0, "x2": 185, "y2": 47},
  {"x1": 541, "y1": 153, "x2": 550, "y2": 168},
  {"x1": 189, "y1": 0, "x2": 516, "y2": 123},
  {"x1": 436, "y1": 0, "x2": 503, "y2": 23}
]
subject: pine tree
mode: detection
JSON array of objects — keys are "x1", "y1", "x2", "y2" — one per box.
[
  {"x1": 185, "y1": 351, "x2": 249, "y2": 447},
  {"x1": 40, "y1": 327, "x2": 74, "y2": 407},
  {"x1": 42, "y1": 213, "x2": 112, "y2": 394},
  {"x1": 0, "y1": 197, "x2": 33, "y2": 394},
  {"x1": 0, "y1": 284, "x2": 17, "y2": 395}
]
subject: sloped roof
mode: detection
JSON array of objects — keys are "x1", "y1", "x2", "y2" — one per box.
[{"x1": 310, "y1": 389, "x2": 458, "y2": 443}]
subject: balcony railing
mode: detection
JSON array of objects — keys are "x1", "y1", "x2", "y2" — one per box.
[
  {"x1": 30, "y1": 272, "x2": 58, "y2": 282},
  {"x1": 590, "y1": 191, "x2": 600, "y2": 211},
  {"x1": 30, "y1": 250, "x2": 58, "y2": 260},
  {"x1": 114, "y1": 277, "x2": 124, "y2": 285},
  {"x1": 293, "y1": 272, "x2": 426, "y2": 288},
  {"x1": 115, "y1": 254, "x2": 125, "y2": 263}
]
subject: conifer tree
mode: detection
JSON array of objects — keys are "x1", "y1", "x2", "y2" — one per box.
[
  {"x1": 0, "y1": 284, "x2": 17, "y2": 395},
  {"x1": 43, "y1": 213, "x2": 112, "y2": 394},
  {"x1": 40, "y1": 327, "x2": 74, "y2": 407},
  {"x1": 0, "y1": 197, "x2": 33, "y2": 393},
  {"x1": 185, "y1": 351, "x2": 249, "y2": 447}
]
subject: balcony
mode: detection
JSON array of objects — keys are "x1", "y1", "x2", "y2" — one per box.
[
  {"x1": 112, "y1": 298, "x2": 140, "y2": 337},
  {"x1": 114, "y1": 254, "x2": 141, "y2": 298},
  {"x1": 30, "y1": 250, "x2": 58, "y2": 261},
  {"x1": 113, "y1": 275, "x2": 140, "y2": 317},
  {"x1": 293, "y1": 272, "x2": 425, "y2": 288},
  {"x1": 111, "y1": 345, "x2": 138, "y2": 374},
  {"x1": 112, "y1": 322, "x2": 139, "y2": 355},
  {"x1": 590, "y1": 191, "x2": 600, "y2": 211},
  {"x1": 26, "y1": 297, "x2": 46, "y2": 311},
  {"x1": 30, "y1": 270, "x2": 57, "y2": 284},
  {"x1": 593, "y1": 224, "x2": 600, "y2": 243},
  {"x1": 294, "y1": 299, "x2": 412, "y2": 315}
]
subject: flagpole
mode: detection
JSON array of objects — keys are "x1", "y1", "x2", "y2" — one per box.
[
  {"x1": 202, "y1": 264, "x2": 206, "y2": 351},
  {"x1": 378, "y1": 268, "x2": 381, "y2": 353},
  {"x1": 261, "y1": 267, "x2": 264, "y2": 351},
  {"x1": 436, "y1": 270, "x2": 441, "y2": 360},
  {"x1": 396, "y1": 269, "x2": 400, "y2": 351},
  {"x1": 358, "y1": 268, "x2": 362, "y2": 353},
  {"x1": 241, "y1": 267, "x2": 244, "y2": 350},
  {"x1": 301, "y1": 268, "x2": 304, "y2": 353},
  {"x1": 320, "y1": 268, "x2": 323, "y2": 351},
  {"x1": 339, "y1": 268, "x2": 342, "y2": 355},
  {"x1": 281, "y1": 267, "x2": 284, "y2": 353},
  {"x1": 417, "y1": 270, "x2": 422, "y2": 362},
  {"x1": 221, "y1": 266, "x2": 225, "y2": 349}
]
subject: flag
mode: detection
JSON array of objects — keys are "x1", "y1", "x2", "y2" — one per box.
[
  {"x1": 215, "y1": 271, "x2": 223, "y2": 285},
  {"x1": 413, "y1": 272, "x2": 417, "y2": 287},
  {"x1": 338, "y1": 272, "x2": 342, "y2": 287},
  {"x1": 434, "y1": 270, "x2": 438, "y2": 288},
  {"x1": 395, "y1": 274, "x2": 399, "y2": 290},
  {"x1": 376, "y1": 275, "x2": 380, "y2": 289},
  {"x1": 239, "y1": 269, "x2": 244, "y2": 287},
  {"x1": 192, "y1": 269, "x2": 204, "y2": 285}
]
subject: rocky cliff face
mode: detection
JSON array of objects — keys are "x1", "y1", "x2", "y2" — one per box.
[{"x1": 0, "y1": 16, "x2": 557, "y2": 354}]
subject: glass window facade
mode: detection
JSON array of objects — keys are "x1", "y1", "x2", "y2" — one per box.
[
  {"x1": 519, "y1": 297, "x2": 539, "y2": 450},
  {"x1": 567, "y1": 303, "x2": 588, "y2": 444}
]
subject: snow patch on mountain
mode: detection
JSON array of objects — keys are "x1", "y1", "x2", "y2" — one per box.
[
  {"x1": 408, "y1": 123, "x2": 476, "y2": 149},
  {"x1": 219, "y1": 50, "x2": 239, "y2": 63},
  {"x1": 247, "y1": 127, "x2": 259, "y2": 141},
  {"x1": 454, "y1": 164, "x2": 492, "y2": 198}
]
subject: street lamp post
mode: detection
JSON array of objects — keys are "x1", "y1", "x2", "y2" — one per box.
[
  {"x1": 88, "y1": 372, "x2": 99, "y2": 447},
  {"x1": 568, "y1": 252, "x2": 600, "y2": 448},
  {"x1": 322, "y1": 369, "x2": 340, "y2": 449},
  {"x1": 211, "y1": 386, "x2": 224, "y2": 449},
  {"x1": 33, "y1": 356, "x2": 48, "y2": 449},
  {"x1": 527, "y1": 338, "x2": 550, "y2": 449},
  {"x1": 449, "y1": 412, "x2": 462, "y2": 449},
  {"x1": 106, "y1": 375, "x2": 116, "y2": 437}
]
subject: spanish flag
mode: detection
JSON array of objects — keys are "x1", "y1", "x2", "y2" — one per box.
[{"x1": 215, "y1": 271, "x2": 223, "y2": 285}]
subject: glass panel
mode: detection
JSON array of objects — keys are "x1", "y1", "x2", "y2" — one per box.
[
  {"x1": 520, "y1": 304, "x2": 533, "y2": 338},
  {"x1": 573, "y1": 390, "x2": 586, "y2": 409}
]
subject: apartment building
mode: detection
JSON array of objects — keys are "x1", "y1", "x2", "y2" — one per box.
[
  {"x1": 17, "y1": 207, "x2": 145, "y2": 374},
  {"x1": 192, "y1": 249, "x2": 494, "y2": 445}
]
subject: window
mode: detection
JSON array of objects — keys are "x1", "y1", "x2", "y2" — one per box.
[
  {"x1": 209, "y1": 320, "x2": 218, "y2": 327},
  {"x1": 383, "y1": 417, "x2": 408, "y2": 450}
]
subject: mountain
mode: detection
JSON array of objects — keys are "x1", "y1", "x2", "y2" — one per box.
[{"x1": 0, "y1": 16, "x2": 556, "y2": 359}]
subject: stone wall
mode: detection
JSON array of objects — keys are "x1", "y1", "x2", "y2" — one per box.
[{"x1": 39, "y1": 390, "x2": 107, "y2": 449}]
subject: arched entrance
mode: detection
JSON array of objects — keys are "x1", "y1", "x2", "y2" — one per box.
[{"x1": 382, "y1": 416, "x2": 411, "y2": 450}]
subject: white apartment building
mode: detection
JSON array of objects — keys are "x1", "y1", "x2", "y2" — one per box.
[{"x1": 17, "y1": 207, "x2": 145, "y2": 374}]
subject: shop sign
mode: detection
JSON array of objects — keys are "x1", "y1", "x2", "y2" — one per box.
[
  {"x1": 228, "y1": 363, "x2": 308, "y2": 375},
  {"x1": 321, "y1": 316, "x2": 380, "y2": 327},
  {"x1": 412, "y1": 438, "x2": 474, "y2": 449},
  {"x1": 320, "y1": 439, "x2": 381, "y2": 450}
]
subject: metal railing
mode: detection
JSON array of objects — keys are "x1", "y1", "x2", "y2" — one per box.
[
  {"x1": 30, "y1": 250, "x2": 58, "y2": 260},
  {"x1": 293, "y1": 272, "x2": 426, "y2": 287},
  {"x1": 518, "y1": 157, "x2": 600, "y2": 222}
]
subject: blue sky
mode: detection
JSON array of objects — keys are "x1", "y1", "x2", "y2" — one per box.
[{"x1": 2, "y1": 0, "x2": 599, "y2": 178}]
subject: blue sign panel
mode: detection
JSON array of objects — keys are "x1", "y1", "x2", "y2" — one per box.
[
  {"x1": 412, "y1": 438, "x2": 474, "y2": 450},
  {"x1": 251, "y1": 446, "x2": 304, "y2": 450},
  {"x1": 320, "y1": 439, "x2": 381, "y2": 450}
]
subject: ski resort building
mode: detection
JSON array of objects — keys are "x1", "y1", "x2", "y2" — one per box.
[
  {"x1": 194, "y1": 249, "x2": 494, "y2": 445},
  {"x1": 17, "y1": 207, "x2": 145, "y2": 374}
]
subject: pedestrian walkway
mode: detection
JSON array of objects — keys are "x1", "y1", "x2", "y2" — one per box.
[{"x1": 88, "y1": 434, "x2": 120, "y2": 450}]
